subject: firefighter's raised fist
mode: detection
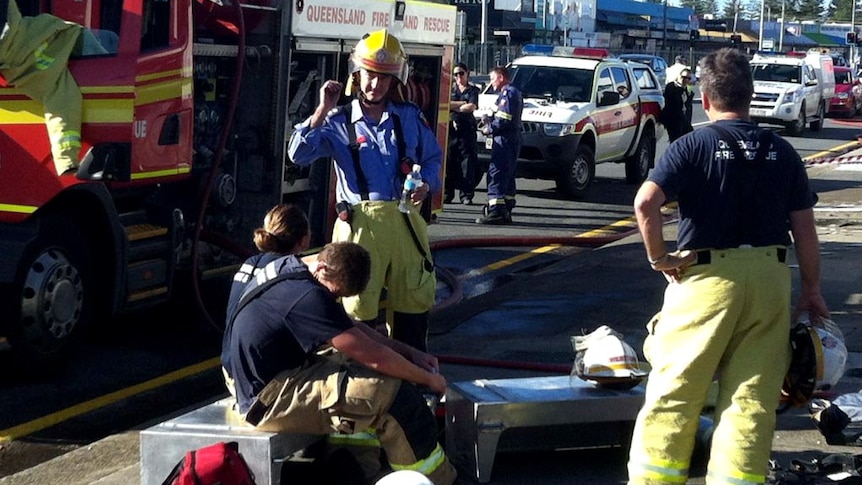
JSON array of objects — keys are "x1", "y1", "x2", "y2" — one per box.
[{"x1": 320, "y1": 80, "x2": 343, "y2": 110}]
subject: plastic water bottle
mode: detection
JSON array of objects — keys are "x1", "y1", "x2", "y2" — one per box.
[{"x1": 398, "y1": 164, "x2": 423, "y2": 213}]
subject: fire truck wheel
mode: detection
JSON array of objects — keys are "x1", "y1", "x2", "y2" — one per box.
[
  {"x1": 624, "y1": 129, "x2": 654, "y2": 184},
  {"x1": 6, "y1": 217, "x2": 92, "y2": 368},
  {"x1": 557, "y1": 144, "x2": 594, "y2": 200}
]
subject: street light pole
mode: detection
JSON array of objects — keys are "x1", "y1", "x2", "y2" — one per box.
[
  {"x1": 852, "y1": 0, "x2": 857, "y2": 72},
  {"x1": 481, "y1": 0, "x2": 487, "y2": 74},
  {"x1": 662, "y1": 0, "x2": 668, "y2": 54},
  {"x1": 758, "y1": 0, "x2": 765, "y2": 50},
  {"x1": 779, "y1": 0, "x2": 785, "y2": 51},
  {"x1": 733, "y1": 0, "x2": 740, "y2": 34}
]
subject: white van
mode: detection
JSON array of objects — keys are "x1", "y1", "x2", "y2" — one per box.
[{"x1": 749, "y1": 51, "x2": 836, "y2": 136}]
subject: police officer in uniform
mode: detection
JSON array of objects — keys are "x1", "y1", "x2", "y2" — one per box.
[
  {"x1": 288, "y1": 29, "x2": 440, "y2": 353},
  {"x1": 445, "y1": 62, "x2": 480, "y2": 205},
  {"x1": 627, "y1": 47, "x2": 829, "y2": 485},
  {"x1": 477, "y1": 65, "x2": 522, "y2": 224}
]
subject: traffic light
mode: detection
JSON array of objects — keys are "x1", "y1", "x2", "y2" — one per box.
[
  {"x1": 847, "y1": 31, "x2": 857, "y2": 45},
  {"x1": 690, "y1": 29, "x2": 700, "y2": 41},
  {"x1": 730, "y1": 34, "x2": 742, "y2": 44}
]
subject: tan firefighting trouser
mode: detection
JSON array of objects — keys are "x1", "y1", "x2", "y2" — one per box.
[
  {"x1": 229, "y1": 352, "x2": 456, "y2": 485},
  {"x1": 333, "y1": 200, "x2": 436, "y2": 319},
  {"x1": 628, "y1": 246, "x2": 791, "y2": 485},
  {"x1": 0, "y1": 0, "x2": 83, "y2": 175}
]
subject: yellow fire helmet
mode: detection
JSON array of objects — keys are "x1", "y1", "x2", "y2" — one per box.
[{"x1": 346, "y1": 29, "x2": 409, "y2": 101}]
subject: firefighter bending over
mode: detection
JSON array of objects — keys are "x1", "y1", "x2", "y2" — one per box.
[
  {"x1": 0, "y1": 0, "x2": 84, "y2": 177},
  {"x1": 222, "y1": 241, "x2": 457, "y2": 485},
  {"x1": 288, "y1": 29, "x2": 440, "y2": 353},
  {"x1": 628, "y1": 47, "x2": 829, "y2": 485}
]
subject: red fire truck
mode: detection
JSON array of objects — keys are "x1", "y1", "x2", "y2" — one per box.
[{"x1": 0, "y1": 0, "x2": 456, "y2": 366}]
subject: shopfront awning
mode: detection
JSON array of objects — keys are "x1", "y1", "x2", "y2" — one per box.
[
  {"x1": 697, "y1": 30, "x2": 759, "y2": 43},
  {"x1": 803, "y1": 32, "x2": 844, "y2": 47}
]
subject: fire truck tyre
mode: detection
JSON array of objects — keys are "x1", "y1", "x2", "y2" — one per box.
[
  {"x1": 787, "y1": 103, "x2": 806, "y2": 136},
  {"x1": 810, "y1": 101, "x2": 825, "y2": 131},
  {"x1": 557, "y1": 144, "x2": 595, "y2": 200},
  {"x1": 7, "y1": 217, "x2": 92, "y2": 367},
  {"x1": 624, "y1": 130, "x2": 654, "y2": 184}
]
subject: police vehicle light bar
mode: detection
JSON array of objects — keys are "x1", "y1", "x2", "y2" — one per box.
[{"x1": 550, "y1": 47, "x2": 611, "y2": 59}]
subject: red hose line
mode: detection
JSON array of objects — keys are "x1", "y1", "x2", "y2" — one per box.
[
  {"x1": 191, "y1": 2, "x2": 246, "y2": 333},
  {"x1": 200, "y1": 229, "x2": 254, "y2": 260}
]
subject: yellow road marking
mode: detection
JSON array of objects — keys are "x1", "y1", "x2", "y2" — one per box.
[
  {"x1": 804, "y1": 140, "x2": 860, "y2": 161},
  {"x1": 0, "y1": 357, "x2": 220, "y2": 443}
]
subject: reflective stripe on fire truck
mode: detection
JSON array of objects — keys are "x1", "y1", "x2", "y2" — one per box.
[
  {"x1": 0, "y1": 66, "x2": 189, "y2": 125},
  {"x1": 0, "y1": 86, "x2": 135, "y2": 124},
  {"x1": 0, "y1": 203, "x2": 37, "y2": 214},
  {"x1": 136, "y1": 67, "x2": 193, "y2": 106}
]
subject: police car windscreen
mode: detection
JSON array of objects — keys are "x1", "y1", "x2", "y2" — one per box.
[{"x1": 509, "y1": 66, "x2": 593, "y2": 103}]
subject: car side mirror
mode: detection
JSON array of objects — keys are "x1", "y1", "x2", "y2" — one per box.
[{"x1": 598, "y1": 90, "x2": 621, "y2": 106}]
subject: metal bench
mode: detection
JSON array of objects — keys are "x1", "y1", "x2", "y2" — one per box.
[
  {"x1": 140, "y1": 397, "x2": 323, "y2": 485},
  {"x1": 444, "y1": 375, "x2": 645, "y2": 483}
]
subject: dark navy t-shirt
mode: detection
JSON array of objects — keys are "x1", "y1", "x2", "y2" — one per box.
[
  {"x1": 649, "y1": 119, "x2": 817, "y2": 250},
  {"x1": 222, "y1": 255, "x2": 354, "y2": 413}
]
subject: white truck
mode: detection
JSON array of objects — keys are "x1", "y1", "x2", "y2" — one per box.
[
  {"x1": 475, "y1": 47, "x2": 665, "y2": 200},
  {"x1": 749, "y1": 51, "x2": 835, "y2": 136}
]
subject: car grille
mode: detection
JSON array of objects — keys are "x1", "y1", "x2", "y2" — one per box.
[
  {"x1": 753, "y1": 93, "x2": 779, "y2": 103},
  {"x1": 522, "y1": 122, "x2": 541, "y2": 133}
]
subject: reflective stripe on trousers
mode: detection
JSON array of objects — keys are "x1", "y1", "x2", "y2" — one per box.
[{"x1": 628, "y1": 246, "x2": 791, "y2": 485}]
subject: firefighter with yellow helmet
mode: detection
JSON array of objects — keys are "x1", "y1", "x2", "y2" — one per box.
[
  {"x1": 289, "y1": 29, "x2": 440, "y2": 353},
  {"x1": 288, "y1": 30, "x2": 452, "y2": 484},
  {"x1": 0, "y1": 0, "x2": 84, "y2": 177}
]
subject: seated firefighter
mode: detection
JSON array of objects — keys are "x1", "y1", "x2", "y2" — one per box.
[
  {"x1": 0, "y1": 0, "x2": 85, "y2": 177},
  {"x1": 221, "y1": 241, "x2": 457, "y2": 485}
]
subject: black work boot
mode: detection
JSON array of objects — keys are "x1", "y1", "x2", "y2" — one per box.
[{"x1": 475, "y1": 207, "x2": 512, "y2": 225}]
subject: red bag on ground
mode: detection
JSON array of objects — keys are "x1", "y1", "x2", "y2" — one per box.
[{"x1": 162, "y1": 441, "x2": 256, "y2": 485}]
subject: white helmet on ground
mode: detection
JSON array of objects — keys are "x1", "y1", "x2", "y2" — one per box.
[
  {"x1": 375, "y1": 470, "x2": 433, "y2": 485},
  {"x1": 573, "y1": 327, "x2": 648, "y2": 389}
]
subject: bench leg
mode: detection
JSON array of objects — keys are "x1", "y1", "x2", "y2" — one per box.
[{"x1": 474, "y1": 429, "x2": 503, "y2": 483}]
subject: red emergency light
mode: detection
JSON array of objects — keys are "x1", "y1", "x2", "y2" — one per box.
[
  {"x1": 572, "y1": 47, "x2": 611, "y2": 59},
  {"x1": 552, "y1": 47, "x2": 610, "y2": 59}
]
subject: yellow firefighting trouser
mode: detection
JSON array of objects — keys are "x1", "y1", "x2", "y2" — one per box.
[
  {"x1": 628, "y1": 246, "x2": 791, "y2": 485},
  {"x1": 0, "y1": 0, "x2": 83, "y2": 175},
  {"x1": 232, "y1": 352, "x2": 456, "y2": 485},
  {"x1": 333, "y1": 201, "x2": 436, "y2": 320}
]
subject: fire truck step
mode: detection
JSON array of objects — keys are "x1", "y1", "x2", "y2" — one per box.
[{"x1": 126, "y1": 223, "x2": 169, "y2": 242}]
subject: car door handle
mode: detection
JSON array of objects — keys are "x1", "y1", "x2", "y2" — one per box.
[{"x1": 614, "y1": 111, "x2": 622, "y2": 116}]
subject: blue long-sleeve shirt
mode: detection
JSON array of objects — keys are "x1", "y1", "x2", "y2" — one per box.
[
  {"x1": 288, "y1": 99, "x2": 442, "y2": 204},
  {"x1": 488, "y1": 84, "x2": 523, "y2": 137}
]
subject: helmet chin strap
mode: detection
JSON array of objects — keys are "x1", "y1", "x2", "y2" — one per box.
[{"x1": 359, "y1": 91, "x2": 385, "y2": 106}]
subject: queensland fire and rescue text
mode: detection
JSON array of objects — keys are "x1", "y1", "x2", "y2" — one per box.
[{"x1": 304, "y1": 6, "x2": 450, "y2": 32}]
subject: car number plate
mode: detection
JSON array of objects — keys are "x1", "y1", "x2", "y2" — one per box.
[
  {"x1": 485, "y1": 138, "x2": 493, "y2": 149},
  {"x1": 750, "y1": 108, "x2": 770, "y2": 117}
]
